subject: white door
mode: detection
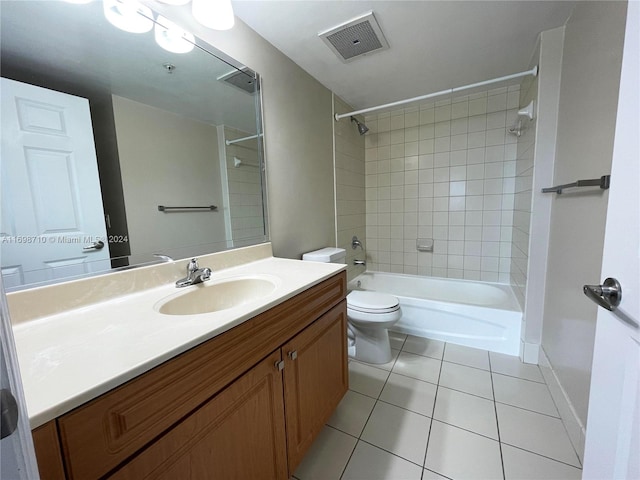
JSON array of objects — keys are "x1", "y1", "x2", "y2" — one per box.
[
  {"x1": 582, "y1": 2, "x2": 640, "y2": 479},
  {"x1": 0, "y1": 276, "x2": 40, "y2": 479},
  {"x1": 1, "y1": 78, "x2": 111, "y2": 289}
]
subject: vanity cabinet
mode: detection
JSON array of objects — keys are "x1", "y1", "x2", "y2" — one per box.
[
  {"x1": 33, "y1": 271, "x2": 347, "y2": 479},
  {"x1": 110, "y1": 350, "x2": 290, "y2": 480}
]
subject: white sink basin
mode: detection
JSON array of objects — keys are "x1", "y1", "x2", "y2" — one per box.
[{"x1": 156, "y1": 276, "x2": 278, "y2": 315}]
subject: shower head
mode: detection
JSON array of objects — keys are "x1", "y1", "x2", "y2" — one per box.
[{"x1": 350, "y1": 116, "x2": 369, "y2": 135}]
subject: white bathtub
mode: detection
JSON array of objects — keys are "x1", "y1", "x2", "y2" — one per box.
[{"x1": 348, "y1": 271, "x2": 522, "y2": 355}]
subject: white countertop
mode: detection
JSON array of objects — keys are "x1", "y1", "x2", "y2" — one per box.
[{"x1": 12, "y1": 256, "x2": 345, "y2": 429}]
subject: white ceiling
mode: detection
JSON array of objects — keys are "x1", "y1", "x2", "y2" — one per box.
[{"x1": 234, "y1": 1, "x2": 576, "y2": 111}]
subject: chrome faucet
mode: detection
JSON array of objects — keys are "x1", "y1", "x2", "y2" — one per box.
[
  {"x1": 176, "y1": 258, "x2": 212, "y2": 288},
  {"x1": 354, "y1": 259, "x2": 367, "y2": 266},
  {"x1": 352, "y1": 236, "x2": 364, "y2": 250}
]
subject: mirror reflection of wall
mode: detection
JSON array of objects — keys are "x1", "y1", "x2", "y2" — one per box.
[{"x1": 0, "y1": 0, "x2": 267, "y2": 292}]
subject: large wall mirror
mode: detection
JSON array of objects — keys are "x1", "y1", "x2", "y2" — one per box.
[{"x1": 0, "y1": 1, "x2": 268, "y2": 292}]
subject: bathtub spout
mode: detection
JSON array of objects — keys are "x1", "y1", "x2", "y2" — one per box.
[{"x1": 354, "y1": 259, "x2": 366, "y2": 266}]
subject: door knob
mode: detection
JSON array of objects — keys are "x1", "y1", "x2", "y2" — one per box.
[
  {"x1": 583, "y1": 277, "x2": 622, "y2": 311},
  {"x1": 0, "y1": 389, "x2": 19, "y2": 439},
  {"x1": 82, "y1": 240, "x2": 105, "y2": 251}
]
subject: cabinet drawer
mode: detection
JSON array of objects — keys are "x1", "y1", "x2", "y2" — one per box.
[{"x1": 58, "y1": 271, "x2": 345, "y2": 479}]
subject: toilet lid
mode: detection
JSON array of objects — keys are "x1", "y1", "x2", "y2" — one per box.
[{"x1": 347, "y1": 291, "x2": 400, "y2": 314}]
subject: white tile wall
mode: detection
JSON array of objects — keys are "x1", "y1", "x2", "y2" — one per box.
[
  {"x1": 364, "y1": 86, "x2": 520, "y2": 281},
  {"x1": 223, "y1": 126, "x2": 266, "y2": 247},
  {"x1": 510, "y1": 75, "x2": 538, "y2": 307},
  {"x1": 334, "y1": 97, "x2": 366, "y2": 281}
]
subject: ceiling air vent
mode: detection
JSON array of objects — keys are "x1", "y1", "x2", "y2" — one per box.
[
  {"x1": 319, "y1": 11, "x2": 389, "y2": 63},
  {"x1": 217, "y1": 67, "x2": 259, "y2": 94}
]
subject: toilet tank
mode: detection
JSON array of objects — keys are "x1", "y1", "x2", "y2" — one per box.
[{"x1": 302, "y1": 247, "x2": 346, "y2": 264}]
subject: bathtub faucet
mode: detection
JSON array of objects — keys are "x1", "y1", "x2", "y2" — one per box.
[
  {"x1": 352, "y1": 236, "x2": 364, "y2": 250},
  {"x1": 354, "y1": 259, "x2": 366, "y2": 266}
]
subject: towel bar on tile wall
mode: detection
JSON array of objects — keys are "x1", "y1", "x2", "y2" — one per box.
[
  {"x1": 158, "y1": 205, "x2": 218, "y2": 212},
  {"x1": 541, "y1": 175, "x2": 610, "y2": 194}
]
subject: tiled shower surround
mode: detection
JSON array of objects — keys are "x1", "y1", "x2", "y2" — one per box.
[{"x1": 364, "y1": 86, "x2": 521, "y2": 282}]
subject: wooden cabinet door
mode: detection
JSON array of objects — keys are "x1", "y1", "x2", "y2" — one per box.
[
  {"x1": 282, "y1": 300, "x2": 348, "y2": 472},
  {"x1": 32, "y1": 422, "x2": 66, "y2": 480},
  {"x1": 110, "y1": 350, "x2": 288, "y2": 480}
]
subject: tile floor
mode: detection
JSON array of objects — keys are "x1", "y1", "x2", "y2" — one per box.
[{"x1": 294, "y1": 333, "x2": 583, "y2": 480}]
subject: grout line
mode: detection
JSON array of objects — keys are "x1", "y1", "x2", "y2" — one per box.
[
  {"x1": 356, "y1": 438, "x2": 426, "y2": 470},
  {"x1": 436, "y1": 383, "x2": 495, "y2": 402},
  {"x1": 422, "y1": 342, "x2": 446, "y2": 471},
  {"x1": 423, "y1": 468, "x2": 454, "y2": 480},
  {"x1": 489, "y1": 353, "x2": 507, "y2": 480},
  {"x1": 494, "y1": 399, "x2": 560, "y2": 419},
  {"x1": 500, "y1": 442, "x2": 583, "y2": 470},
  {"x1": 429, "y1": 418, "x2": 500, "y2": 444},
  {"x1": 441, "y1": 357, "x2": 491, "y2": 372},
  {"x1": 375, "y1": 398, "x2": 433, "y2": 420},
  {"x1": 492, "y1": 369, "x2": 547, "y2": 385},
  {"x1": 385, "y1": 368, "x2": 441, "y2": 387}
]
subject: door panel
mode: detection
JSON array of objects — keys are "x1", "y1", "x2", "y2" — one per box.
[
  {"x1": 1, "y1": 77, "x2": 111, "y2": 289},
  {"x1": 0, "y1": 276, "x2": 40, "y2": 479},
  {"x1": 583, "y1": 3, "x2": 640, "y2": 478}
]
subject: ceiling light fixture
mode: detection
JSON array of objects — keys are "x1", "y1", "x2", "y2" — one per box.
[
  {"x1": 155, "y1": 15, "x2": 195, "y2": 53},
  {"x1": 103, "y1": 0, "x2": 154, "y2": 34},
  {"x1": 192, "y1": 0, "x2": 235, "y2": 31}
]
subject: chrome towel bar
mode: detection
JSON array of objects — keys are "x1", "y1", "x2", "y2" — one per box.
[
  {"x1": 158, "y1": 205, "x2": 218, "y2": 212},
  {"x1": 541, "y1": 175, "x2": 610, "y2": 194}
]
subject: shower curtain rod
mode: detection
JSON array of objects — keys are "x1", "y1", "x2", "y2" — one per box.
[
  {"x1": 334, "y1": 65, "x2": 538, "y2": 121},
  {"x1": 225, "y1": 133, "x2": 263, "y2": 146}
]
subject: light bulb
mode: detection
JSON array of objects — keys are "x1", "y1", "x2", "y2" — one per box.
[
  {"x1": 154, "y1": 16, "x2": 195, "y2": 54},
  {"x1": 192, "y1": 0, "x2": 235, "y2": 30},
  {"x1": 103, "y1": 0, "x2": 154, "y2": 34}
]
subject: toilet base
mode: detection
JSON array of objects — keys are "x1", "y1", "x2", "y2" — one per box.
[{"x1": 351, "y1": 323, "x2": 393, "y2": 364}]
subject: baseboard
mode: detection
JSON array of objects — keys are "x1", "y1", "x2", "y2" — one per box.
[
  {"x1": 520, "y1": 341, "x2": 540, "y2": 364},
  {"x1": 539, "y1": 347, "x2": 586, "y2": 464}
]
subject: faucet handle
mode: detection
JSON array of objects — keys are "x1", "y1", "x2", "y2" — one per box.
[
  {"x1": 187, "y1": 258, "x2": 199, "y2": 273},
  {"x1": 201, "y1": 267, "x2": 212, "y2": 281}
]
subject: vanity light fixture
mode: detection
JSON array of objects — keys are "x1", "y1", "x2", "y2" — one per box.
[
  {"x1": 103, "y1": 0, "x2": 154, "y2": 33},
  {"x1": 192, "y1": 0, "x2": 235, "y2": 31},
  {"x1": 156, "y1": 0, "x2": 235, "y2": 31},
  {"x1": 155, "y1": 16, "x2": 195, "y2": 53}
]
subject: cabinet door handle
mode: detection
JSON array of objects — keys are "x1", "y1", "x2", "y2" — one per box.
[
  {"x1": 288, "y1": 351, "x2": 298, "y2": 360},
  {"x1": 275, "y1": 360, "x2": 285, "y2": 371}
]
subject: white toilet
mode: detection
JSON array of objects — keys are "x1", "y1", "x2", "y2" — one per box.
[{"x1": 302, "y1": 247, "x2": 402, "y2": 364}]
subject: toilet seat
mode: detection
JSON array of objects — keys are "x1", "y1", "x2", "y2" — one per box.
[{"x1": 347, "y1": 291, "x2": 400, "y2": 314}]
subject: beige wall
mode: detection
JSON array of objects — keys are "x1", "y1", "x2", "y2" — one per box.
[
  {"x1": 542, "y1": 1, "x2": 626, "y2": 426},
  {"x1": 149, "y1": 2, "x2": 335, "y2": 260},
  {"x1": 334, "y1": 97, "x2": 366, "y2": 281},
  {"x1": 112, "y1": 95, "x2": 227, "y2": 262}
]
